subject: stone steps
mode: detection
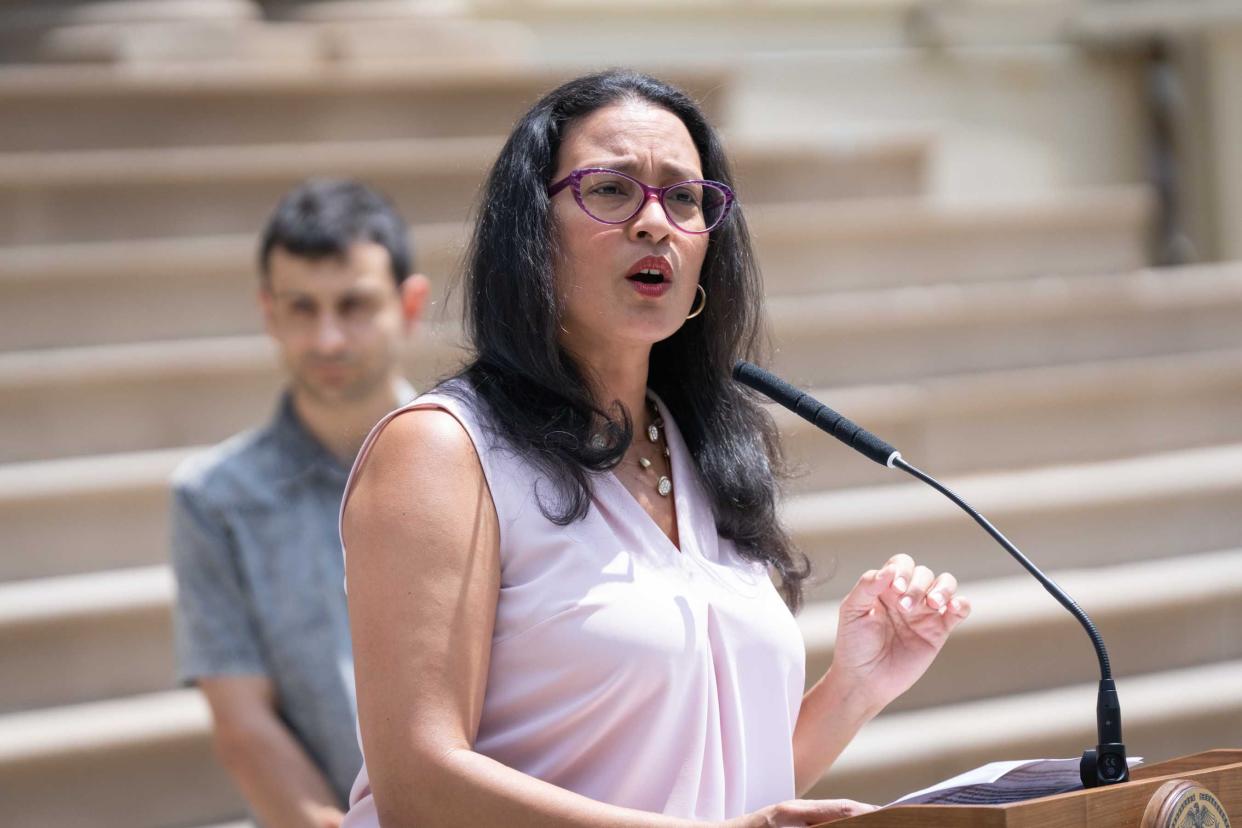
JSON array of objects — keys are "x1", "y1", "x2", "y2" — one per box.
[
  {"x1": 789, "y1": 442, "x2": 1242, "y2": 603},
  {"x1": 0, "y1": 227, "x2": 462, "y2": 351},
  {"x1": 0, "y1": 566, "x2": 174, "y2": 714},
  {"x1": 0, "y1": 446, "x2": 195, "y2": 582},
  {"x1": 3, "y1": 264, "x2": 1237, "y2": 463},
  {"x1": 0, "y1": 133, "x2": 927, "y2": 245},
  {"x1": 473, "y1": 0, "x2": 915, "y2": 61},
  {"x1": 5, "y1": 432, "x2": 1238, "y2": 592},
  {"x1": 471, "y1": 0, "x2": 1077, "y2": 59},
  {"x1": 2, "y1": 341, "x2": 1236, "y2": 559},
  {"x1": 798, "y1": 547, "x2": 1242, "y2": 715},
  {"x1": 4, "y1": 651, "x2": 1238, "y2": 826},
  {"x1": 0, "y1": 63, "x2": 732, "y2": 153},
  {"x1": 816, "y1": 659, "x2": 1242, "y2": 805},
  {"x1": 0, "y1": 688, "x2": 243, "y2": 828},
  {"x1": 2, "y1": 11, "x2": 537, "y2": 68},
  {"x1": 4, "y1": 545, "x2": 1238, "y2": 718},
  {"x1": 779, "y1": 346, "x2": 1242, "y2": 492},
  {"x1": 770, "y1": 264, "x2": 1242, "y2": 387},
  {"x1": 4, "y1": 345, "x2": 1236, "y2": 582},
  {"x1": 0, "y1": 187, "x2": 1149, "y2": 350},
  {"x1": 746, "y1": 187, "x2": 1151, "y2": 294},
  {"x1": 0, "y1": 333, "x2": 450, "y2": 464}
]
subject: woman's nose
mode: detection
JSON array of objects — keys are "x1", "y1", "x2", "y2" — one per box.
[{"x1": 628, "y1": 192, "x2": 673, "y2": 242}]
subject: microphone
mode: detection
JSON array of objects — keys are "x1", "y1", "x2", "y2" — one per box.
[{"x1": 733, "y1": 360, "x2": 1129, "y2": 788}]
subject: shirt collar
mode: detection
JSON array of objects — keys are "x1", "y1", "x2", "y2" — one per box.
[
  {"x1": 271, "y1": 379, "x2": 417, "y2": 482},
  {"x1": 271, "y1": 391, "x2": 346, "y2": 481}
]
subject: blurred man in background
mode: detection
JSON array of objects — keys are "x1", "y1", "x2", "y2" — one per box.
[{"x1": 169, "y1": 179, "x2": 430, "y2": 827}]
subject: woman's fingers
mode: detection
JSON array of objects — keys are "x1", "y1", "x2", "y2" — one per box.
[
  {"x1": 881, "y1": 553, "x2": 916, "y2": 593},
  {"x1": 925, "y1": 571, "x2": 958, "y2": 614},
  {"x1": 846, "y1": 556, "x2": 971, "y2": 629},
  {"x1": 889, "y1": 564, "x2": 934, "y2": 614},
  {"x1": 768, "y1": 798, "x2": 879, "y2": 826},
  {"x1": 946, "y1": 594, "x2": 972, "y2": 624}
]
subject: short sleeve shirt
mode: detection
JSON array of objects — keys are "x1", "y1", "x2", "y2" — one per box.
[{"x1": 170, "y1": 389, "x2": 409, "y2": 805}]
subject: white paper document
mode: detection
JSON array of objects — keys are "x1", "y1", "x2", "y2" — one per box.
[{"x1": 887, "y1": 757, "x2": 1143, "y2": 807}]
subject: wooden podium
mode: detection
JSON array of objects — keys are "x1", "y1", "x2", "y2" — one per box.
[{"x1": 823, "y1": 750, "x2": 1241, "y2": 827}]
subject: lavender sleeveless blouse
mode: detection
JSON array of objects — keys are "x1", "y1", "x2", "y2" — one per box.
[{"x1": 340, "y1": 387, "x2": 806, "y2": 824}]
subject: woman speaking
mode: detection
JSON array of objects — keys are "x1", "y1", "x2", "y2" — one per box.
[{"x1": 339, "y1": 70, "x2": 970, "y2": 827}]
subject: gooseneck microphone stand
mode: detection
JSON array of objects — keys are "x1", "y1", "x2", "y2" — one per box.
[{"x1": 733, "y1": 360, "x2": 1129, "y2": 788}]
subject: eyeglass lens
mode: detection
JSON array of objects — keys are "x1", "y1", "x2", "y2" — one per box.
[{"x1": 577, "y1": 171, "x2": 728, "y2": 232}]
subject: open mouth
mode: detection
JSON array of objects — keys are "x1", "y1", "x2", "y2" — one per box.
[{"x1": 628, "y1": 268, "x2": 667, "y2": 285}]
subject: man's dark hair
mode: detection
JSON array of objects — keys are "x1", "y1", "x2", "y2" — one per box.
[
  {"x1": 258, "y1": 178, "x2": 413, "y2": 286},
  {"x1": 445, "y1": 69, "x2": 810, "y2": 609}
]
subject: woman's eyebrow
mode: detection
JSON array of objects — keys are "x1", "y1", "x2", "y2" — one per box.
[{"x1": 585, "y1": 158, "x2": 701, "y2": 179}]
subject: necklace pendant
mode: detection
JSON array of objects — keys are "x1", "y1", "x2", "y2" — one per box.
[
  {"x1": 638, "y1": 457, "x2": 652, "y2": 469},
  {"x1": 657, "y1": 476, "x2": 672, "y2": 497},
  {"x1": 647, "y1": 423, "x2": 659, "y2": 443}
]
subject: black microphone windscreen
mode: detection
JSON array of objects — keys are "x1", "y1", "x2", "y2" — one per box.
[{"x1": 733, "y1": 361, "x2": 898, "y2": 467}]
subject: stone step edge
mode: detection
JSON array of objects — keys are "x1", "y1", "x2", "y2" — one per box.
[
  {"x1": 783, "y1": 440, "x2": 1242, "y2": 534},
  {"x1": 3, "y1": 421, "x2": 1241, "y2": 531},
  {"x1": 0, "y1": 130, "x2": 927, "y2": 186},
  {"x1": 3, "y1": 547, "x2": 1238, "y2": 667},
  {"x1": 8, "y1": 265, "x2": 1240, "y2": 389},
  {"x1": 1, "y1": 341, "x2": 1239, "y2": 505},
  {"x1": 0, "y1": 687, "x2": 208, "y2": 765},
  {"x1": 4, "y1": 656, "x2": 1238, "y2": 777},
  {"x1": 0, "y1": 444, "x2": 196, "y2": 503},
  {"x1": 833, "y1": 658, "x2": 1242, "y2": 780},
  {"x1": 769, "y1": 262, "x2": 1242, "y2": 336},
  {"x1": 0, "y1": 189, "x2": 1155, "y2": 285},
  {"x1": 774, "y1": 343, "x2": 1242, "y2": 435},
  {"x1": 0, "y1": 225, "x2": 459, "y2": 285},
  {"x1": 796, "y1": 546, "x2": 1242, "y2": 657},
  {"x1": 756, "y1": 185, "x2": 1151, "y2": 244},
  {"x1": 0, "y1": 62, "x2": 733, "y2": 99},
  {"x1": 0, "y1": 564, "x2": 171, "y2": 628}
]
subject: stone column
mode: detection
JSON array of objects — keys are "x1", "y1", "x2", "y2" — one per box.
[
  {"x1": 1072, "y1": 1, "x2": 1242, "y2": 263},
  {"x1": 1205, "y1": 27, "x2": 1242, "y2": 259}
]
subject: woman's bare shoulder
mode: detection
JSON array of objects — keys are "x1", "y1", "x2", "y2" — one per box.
[
  {"x1": 363, "y1": 405, "x2": 483, "y2": 481},
  {"x1": 344, "y1": 405, "x2": 492, "y2": 535}
]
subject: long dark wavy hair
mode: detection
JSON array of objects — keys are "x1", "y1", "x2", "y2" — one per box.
[{"x1": 448, "y1": 69, "x2": 810, "y2": 608}]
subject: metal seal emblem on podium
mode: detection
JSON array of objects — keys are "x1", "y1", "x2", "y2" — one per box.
[{"x1": 1142, "y1": 779, "x2": 1231, "y2": 828}]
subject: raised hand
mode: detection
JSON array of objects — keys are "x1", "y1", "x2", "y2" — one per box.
[{"x1": 830, "y1": 553, "x2": 971, "y2": 714}]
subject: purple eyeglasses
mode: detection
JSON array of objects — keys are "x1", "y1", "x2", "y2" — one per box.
[{"x1": 547, "y1": 167, "x2": 735, "y2": 234}]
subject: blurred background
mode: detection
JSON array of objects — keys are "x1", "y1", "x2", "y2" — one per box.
[{"x1": 2, "y1": 0, "x2": 1241, "y2": 825}]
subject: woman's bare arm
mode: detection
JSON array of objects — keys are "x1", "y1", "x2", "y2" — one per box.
[{"x1": 792, "y1": 558, "x2": 970, "y2": 795}]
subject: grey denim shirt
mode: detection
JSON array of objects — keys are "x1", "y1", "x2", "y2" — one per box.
[{"x1": 170, "y1": 390, "x2": 402, "y2": 805}]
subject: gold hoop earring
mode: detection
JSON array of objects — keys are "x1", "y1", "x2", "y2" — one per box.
[{"x1": 685, "y1": 284, "x2": 707, "y2": 320}]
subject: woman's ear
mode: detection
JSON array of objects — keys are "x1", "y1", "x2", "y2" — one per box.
[{"x1": 400, "y1": 274, "x2": 432, "y2": 330}]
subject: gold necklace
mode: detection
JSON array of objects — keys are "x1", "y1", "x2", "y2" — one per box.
[{"x1": 637, "y1": 399, "x2": 672, "y2": 498}]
